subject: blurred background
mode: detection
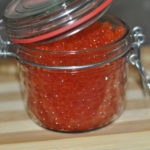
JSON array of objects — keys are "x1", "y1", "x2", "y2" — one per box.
[{"x1": 0, "y1": 0, "x2": 150, "y2": 45}]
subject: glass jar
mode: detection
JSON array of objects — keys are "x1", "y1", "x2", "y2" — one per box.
[
  {"x1": 18, "y1": 15, "x2": 129, "y2": 132},
  {"x1": 0, "y1": 0, "x2": 149, "y2": 132}
]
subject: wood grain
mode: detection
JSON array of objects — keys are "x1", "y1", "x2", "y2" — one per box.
[{"x1": 0, "y1": 47, "x2": 150, "y2": 150}]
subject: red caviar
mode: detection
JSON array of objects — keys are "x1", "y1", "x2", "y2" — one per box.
[{"x1": 20, "y1": 21, "x2": 127, "y2": 132}]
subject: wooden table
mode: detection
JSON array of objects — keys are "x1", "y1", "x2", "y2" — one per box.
[{"x1": 0, "y1": 47, "x2": 150, "y2": 150}]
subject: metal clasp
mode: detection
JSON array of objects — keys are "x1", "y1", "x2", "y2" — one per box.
[
  {"x1": 0, "y1": 19, "x2": 17, "y2": 58},
  {"x1": 129, "y1": 26, "x2": 150, "y2": 95}
]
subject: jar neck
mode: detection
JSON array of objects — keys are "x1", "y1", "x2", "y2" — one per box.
[{"x1": 14, "y1": 38, "x2": 129, "y2": 71}]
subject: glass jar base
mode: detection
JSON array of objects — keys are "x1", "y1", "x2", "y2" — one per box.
[{"x1": 26, "y1": 104, "x2": 125, "y2": 133}]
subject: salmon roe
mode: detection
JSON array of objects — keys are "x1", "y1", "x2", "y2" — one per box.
[
  {"x1": 19, "y1": 21, "x2": 127, "y2": 132},
  {"x1": 28, "y1": 21, "x2": 125, "y2": 51}
]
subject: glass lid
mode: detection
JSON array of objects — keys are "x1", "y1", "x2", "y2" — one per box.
[
  {"x1": 4, "y1": 0, "x2": 112, "y2": 43},
  {"x1": 5, "y1": 0, "x2": 65, "y2": 19}
]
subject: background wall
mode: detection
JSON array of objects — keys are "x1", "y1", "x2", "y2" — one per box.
[
  {"x1": 0, "y1": 0, "x2": 150, "y2": 45},
  {"x1": 109, "y1": 0, "x2": 150, "y2": 45}
]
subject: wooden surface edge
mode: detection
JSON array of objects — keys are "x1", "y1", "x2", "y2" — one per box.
[{"x1": 0, "y1": 131, "x2": 150, "y2": 150}]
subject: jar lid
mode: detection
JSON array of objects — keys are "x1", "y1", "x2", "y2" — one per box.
[{"x1": 4, "y1": 0, "x2": 112, "y2": 44}]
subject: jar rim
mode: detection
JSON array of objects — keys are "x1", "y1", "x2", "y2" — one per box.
[{"x1": 17, "y1": 14, "x2": 130, "y2": 54}]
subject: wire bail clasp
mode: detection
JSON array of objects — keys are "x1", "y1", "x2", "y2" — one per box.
[
  {"x1": 0, "y1": 19, "x2": 17, "y2": 58},
  {"x1": 129, "y1": 26, "x2": 150, "y2": 95}
]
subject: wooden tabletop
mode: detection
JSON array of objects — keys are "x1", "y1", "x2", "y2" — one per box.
[{"x1": 0, "y1": 47, "x2": 150, "y2": 150}]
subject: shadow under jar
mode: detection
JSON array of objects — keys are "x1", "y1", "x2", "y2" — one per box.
[{"x1": 14, "y1": 14, "x2": 130, "y2": 132}]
